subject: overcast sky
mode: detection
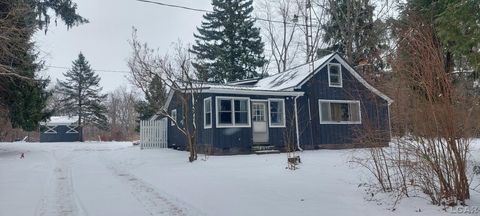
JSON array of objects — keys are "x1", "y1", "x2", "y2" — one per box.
[{"x1": 35, "y1": 0, "x2": 212, "y2": 93}]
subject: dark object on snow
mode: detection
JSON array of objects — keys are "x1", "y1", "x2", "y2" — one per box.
[
  {"x1": 287, "y1": 156, "x2": 301, "y2": 170},
  {"x1": 288, "y1": 156, "x2": 301, "y2": 165},
  {"x1": 473, "y1": 164, "x2": 480, "y2": 175},
  {"x1": 20, "y1": 153, "x2": 24, "y2": 159}
]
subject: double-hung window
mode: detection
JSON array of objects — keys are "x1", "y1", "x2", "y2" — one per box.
[
  {"x1": 204, "y1": 97, "x2": 212, "y2": 128},
  {"x1": 216, "y1": 97, "x2": 250, "y2": 127},
  {"x1": 328, "y1": 63, "x2": 342, "y2": 87},
  {"x1": 171, "y1": 109, "x2": 177, "y2": 126},
  {"x1": 269, "y1": 99, "x2": 286, "y2": 127},
  {"x1": 319, "y1": 100, "x2": 361, "y2": 124}
]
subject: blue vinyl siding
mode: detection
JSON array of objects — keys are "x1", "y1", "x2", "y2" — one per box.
[
  {"x1": 167, "y1": 92, "x2": 294, "y2": 154},
  {"x1": 165, "y1": 57, "x2": 391, "y2": 154},
  {"x1": 296, "y1": 59, "x2": 390, "y2": 148}
]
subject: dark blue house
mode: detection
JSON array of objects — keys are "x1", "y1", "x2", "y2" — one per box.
[
  {"x1": 159, "y1": 53, "x2": 392, "y2": 154},
  {"x1": 40, "y1": 116, "x2": 82, "y2": 142}
]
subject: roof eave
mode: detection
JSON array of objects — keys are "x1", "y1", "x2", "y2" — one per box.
[{"x1": 202, "y1": 88, "x2": 304, "y2": 96}]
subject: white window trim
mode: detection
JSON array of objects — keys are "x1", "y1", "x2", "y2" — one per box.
[
  {"x1": 204, "y1": 97, "x2": 212, "y2": 129},
  {"x1": 268, "y1": 98, "x2": 286, "y2": 128},
  {"x1": 318, "y1": 99, "x2": 362, "y2": 124},
  {"x1": 215, "y1": 96, "x2": 251, "y2": 128},
  {"x1": 171, "y1": 109, "x2": 177, "y2": 126},
  {"x1": 328, "y1": 63, "x2": 343, "y2": 88}
]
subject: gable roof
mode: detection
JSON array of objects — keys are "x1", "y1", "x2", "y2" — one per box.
[
  {"x1": 255, "y1": 53, "x2": 392, "y2": 104},
  {"x1": 327, "y1": 55, "x2": 393, "y2": 104},
  {"x1": 156, "y1": 52, "x2": 392, "y2": 117},
  {"x1": 41, "y1": 116, "x2": 78, "y2": 126},
  {"x1": 254, "y1": 53, "x2": 336, "y2": 91}
]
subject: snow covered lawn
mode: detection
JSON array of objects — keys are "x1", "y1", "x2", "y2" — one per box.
[{"x1": 0, "y1": 142, "x2": 479, "y2": 216}]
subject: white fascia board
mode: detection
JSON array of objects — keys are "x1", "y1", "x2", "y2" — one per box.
[
  {"x1": 161, "y1": 90, "x2": 175, "y2": 111},
  {"x1": 295, "y1": 54, "x2": 393, "y2": 104},
  {"x1": 202, "y1": 88, "x2": 304, "y2": 97},
  {"x1": 333, "y1": 56, "x2": 394, "y2": 104}
]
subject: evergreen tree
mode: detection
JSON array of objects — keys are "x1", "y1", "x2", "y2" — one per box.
[
  {"x1": 57, "y1": 53, "x2": 107, "y2": 140},
  {"x1": 407, "y1": 0, "x2": 480, "y2": 76},
  {"x1": 191, "y1": 0, "x2": 267, "y2": 83},
  {"x1": 135, "y1": 75, "x2": 167, "y2": 121},
  {"x1": 322, "y1": 0, "x2": 386, "y2": 69},
  {"x1": 0, "y1": 0, "x2": 86, "y2": 131}
]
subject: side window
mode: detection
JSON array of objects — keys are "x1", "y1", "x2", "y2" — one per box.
[
  {"x1": 171, "y1": 109, "x2": 177, "y2": 126},
  {"x1": 269, "y1": 99, "x2": 285, "y2": 127},
  {"x1": 328, "y1": 64, "x2": 342, "y2": 87},
  {"x1": 204, "y1": 98, "x2": 212, "y2": 128},
  {"x1": 234, "y1": 99, "x2": 249, "y2": 124},
  {"x1": 319, "y1": 100, "x2": 361, "y2": 124},
  {"x1": 218, "y1": 99, "x2": 233, "y2": 125}
]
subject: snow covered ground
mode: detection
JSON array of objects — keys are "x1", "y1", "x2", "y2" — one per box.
[{"x1": 0, "y1": 141, "x2": 479, "y2": 216}]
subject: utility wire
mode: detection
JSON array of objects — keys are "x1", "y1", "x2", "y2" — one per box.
[
  {"x1": 45, "y1": 65, "x2": 130, "y2": 74},
  {"x1": 136, "y1": 0, "x2": 321, "y2": 27}
]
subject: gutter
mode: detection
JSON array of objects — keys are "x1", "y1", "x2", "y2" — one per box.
[
  {"x1": 202, "y1": 88, "x2": 304, "y2": 97},
  {"x1": 294, "y1": 95, "x2": 303, "y2": 151}
]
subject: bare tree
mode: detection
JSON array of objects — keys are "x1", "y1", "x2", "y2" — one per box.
[
  {"x1": 127, "y1": 27, "x2": 167, "y2": 113},
  {"x1": 0, "y1": 1, "x2": 32, "y2": 80},
  {"x1": 297, "y1": 0, "x2": 328, "y2": 63},
  {"x1": 129, "y1": 33, "x2": 201, "y2": 162},
  {"x1": 353, "y1": 12, "x2": 476, "y2": 207},
  {"x1": 106, "y1": 86, "x2": 139, "y2": 141},
  {"x1": 258, "y1": 0, "x2": 301, "y2": 73}
]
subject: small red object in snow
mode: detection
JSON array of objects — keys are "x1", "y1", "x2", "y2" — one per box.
[{"x1": 20, "y1": 153, "x2": 24, "y2": 159}]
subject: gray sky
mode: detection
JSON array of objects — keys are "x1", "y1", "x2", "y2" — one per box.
[
  {"x1": 34, "y1": 0, "x2": 397, "y2": 93},
  {"x1": 35, "y1": 0, "x2": 212, "y2": 93}
]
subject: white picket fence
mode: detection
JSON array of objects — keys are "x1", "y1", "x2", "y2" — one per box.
[{"x1": 140, "y1": 118, "x2": 168, "y2": 149}]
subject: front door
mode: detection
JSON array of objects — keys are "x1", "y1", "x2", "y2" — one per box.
[{"x1": 252, "y1": 102, "x2": 269, "y2": 144}]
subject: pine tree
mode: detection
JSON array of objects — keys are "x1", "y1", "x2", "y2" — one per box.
[
  {"x1": 135, "y1": 75, "x2": 167, "y2": 121},
  {"x1": 57, "y1": 53, "x2": 107, "y2": 140},
  {"x1": 191, "y1": 0, "x2": 266, "y2": 83},
  {"x1": 408, "y1": 0, "x2": 480, "y2": 76},
  {"x1": 322, "y1": 0, "x2": 386, "y2": 68},
  {"x1": 0, "y1": 0, "x2": 87, "y2": 131}
]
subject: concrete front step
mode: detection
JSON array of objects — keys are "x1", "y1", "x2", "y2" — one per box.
[
  {"x1": 254, "y1": 150, "x2": 281, "y2": 155},
  {"x1": 252, "y1": 145, "x2": 280, "y2": 154}
]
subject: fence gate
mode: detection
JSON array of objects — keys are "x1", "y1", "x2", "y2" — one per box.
[{"x1": 140, "y1": 118, "x2": 168, "y2": 149}]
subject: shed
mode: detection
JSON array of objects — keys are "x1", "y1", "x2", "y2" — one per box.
[{"x1": 40, "y1": 116, "x2": 82, "y2": 142}]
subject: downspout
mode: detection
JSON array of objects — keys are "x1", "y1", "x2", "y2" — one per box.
[
  {"x1": 387, "y1": 102, "x2": 393, "y2": 141},
  {"x1": 294, "y1": 95, "x2": 303, "y2": 151}
]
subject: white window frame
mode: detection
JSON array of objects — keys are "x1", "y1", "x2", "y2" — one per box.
[
  {"x1": 215, "y1": 96, "x2": 251, "y2": 128},
  {"x1": 328, "y1": 63, "x2": 343, "y2": 88},
  {"x1": 171, "y1": 109, "x2": 177, "y2": 126},
  {"x1": 268, "y1": 98, "x2": 286, "y2": 128},
  {"x1": 318, "y1": 99, "x2": 362, "y2": 124},
  {"x1": 204, "y1": 97, "x2": 212, "y2": 129}
]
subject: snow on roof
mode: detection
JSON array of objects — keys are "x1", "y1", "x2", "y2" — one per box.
[
  {"x1": 42, "y1": 116, "x2": 78, "y2": 126},
  {"x1": 254, "y1": 53, "x2": 335, "y2": 90},
  {"x1": 193, "y1": 53, "x2": 334, "y2": 92}
]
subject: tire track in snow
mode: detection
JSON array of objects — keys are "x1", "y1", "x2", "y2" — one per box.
[
  {"x1": 36, "y1": 152, "x2": 88, "y2": 216},
  {"x1": 101, "y1": 157, "x2": 203, "y2": 216}
]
